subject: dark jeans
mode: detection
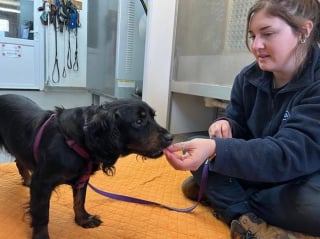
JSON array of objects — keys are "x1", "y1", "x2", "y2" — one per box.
[{"x1": 192, "y1": 163, "x2": 320, "y2": 236}]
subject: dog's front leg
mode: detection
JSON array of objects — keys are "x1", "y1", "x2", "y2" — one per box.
[
  {"x1": 29, "y1": 181, "x2": 53, "y2": 239},
  {"x1": 72, "y1": 183, "x2": 102, "y2": 228}
]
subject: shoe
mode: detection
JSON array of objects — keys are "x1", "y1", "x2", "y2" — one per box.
[
  {"x1": 230, "y1": 213, "x2": 264, "y2": 239},
  {"x1": 181, "y1": 176, "x2": 210, "y2": 205},
  {"x1": 230, "y1": 213, "x2": 319, "y2": 239},
  {"x1": 181, "y1": 176, "x2": 200, "y2": 201}
]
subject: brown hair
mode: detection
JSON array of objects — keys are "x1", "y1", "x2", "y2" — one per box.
[{"x1": 245, "y1": 0, "x2": 320, "y2": 56}]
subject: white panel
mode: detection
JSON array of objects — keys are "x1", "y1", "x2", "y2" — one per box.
[
  {"x1": 142, "y1": 0, "x2": 177, "y2": 128},
  {"x1": 116, "y1": 0, "x2": 146, "y2": 98},
  {"x1": 0, "y1": 0, "x2": 44, "y2": 89},
  {"x1": 175, "y1": 0, "x2": 227, "y2": 56},
  {"x1": 0, "y1": 43, "x2": 36, "y2": 88}
]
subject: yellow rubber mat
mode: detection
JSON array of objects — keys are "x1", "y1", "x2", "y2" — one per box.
[{"x1": 0, "y1": 155, "x2": 229, "y2": 239}]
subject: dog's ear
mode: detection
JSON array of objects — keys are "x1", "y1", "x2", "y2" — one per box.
[{"x1": 83, "y1": 108, "x2": 122, "y2": 154}]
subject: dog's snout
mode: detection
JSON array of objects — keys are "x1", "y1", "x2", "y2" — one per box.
[{"x1": 164, "y1": 133, "x2": 174, "y2": 144}]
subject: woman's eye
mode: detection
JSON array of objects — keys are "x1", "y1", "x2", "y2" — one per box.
[
  {"x1": 248, "y1": 35, "x2": 255, "y2": 41},
  {"x1": 262, "y1": 32, "x2": 273, "y2": 37}
]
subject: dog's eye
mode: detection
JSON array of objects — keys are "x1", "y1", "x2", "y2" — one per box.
[{"x1": 136, "y1": 119, "x2": 143, "y2": 125}]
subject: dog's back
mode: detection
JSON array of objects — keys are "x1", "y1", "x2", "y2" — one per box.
[
  {"x1": 0, "y1": 94, "x2": 51, "y2": 162},
  {"x1": 0, "y1": 94, "x2": 44, "y2": 117}
]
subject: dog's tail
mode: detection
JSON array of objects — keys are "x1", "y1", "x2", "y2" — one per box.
[
  {"x1": 0, "y1": 136, "x2": 5, "y2": 160},
  {"x1": 0, "y1": 135, "x2": 3, "y2": 149},
  {"x1": 0, "y1": 134, "x2": 8, "y2": 153}
]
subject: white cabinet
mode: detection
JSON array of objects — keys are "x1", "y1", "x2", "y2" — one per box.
[{"x1": 0, "y1": 0, "x2": 44, "y2": 89}]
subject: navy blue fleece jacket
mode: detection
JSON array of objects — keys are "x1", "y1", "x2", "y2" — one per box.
[{"x1": 211, "y1": 45, "x2": 320, "y2": 183}]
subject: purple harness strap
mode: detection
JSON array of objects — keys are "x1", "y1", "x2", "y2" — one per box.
[
  {"x1": 33, "y1": 114, "x2": 209, "y2": 212},
  {"x1": 33, "y1": 114, "x2": 56, "y2": 162},
  {"x1": 33, "y1": 113, "x2": 92, "y2": 189},
  {"x1": 65, "y1": 139, "x2": 93, "y2": 188},
  {"x1": 87, "y1": 160, "x2": 209, "y2": 213}
]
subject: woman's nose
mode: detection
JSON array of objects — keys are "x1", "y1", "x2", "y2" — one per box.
[{"x1": 251, "y1": 36, "x2": 265, "y2": 51}]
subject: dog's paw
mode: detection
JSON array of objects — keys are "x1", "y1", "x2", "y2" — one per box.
[
  {"x1": 32, "y1": 227, "x2": 50, "y2": 239},
  {"x1": 33, "y1": 234, "x2": 49, "y2": 239},
  {"x1": 76, "y1": 215, "x2": 102, "y2": 228}
]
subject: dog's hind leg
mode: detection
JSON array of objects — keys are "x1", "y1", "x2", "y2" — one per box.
[
  {"x1": 15, "y1": 159, "x2": 32, "y2": 186},
  {"x1": 29, "y1": 178, "x2": 54, "y2": 239},
  {"x1": 72, "y1": 183, "x2": 102, "y2": 228}
]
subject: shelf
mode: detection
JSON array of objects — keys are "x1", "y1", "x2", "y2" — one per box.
[{"x1": 170, "y1": 81, "x2": 231, "y2": 101}]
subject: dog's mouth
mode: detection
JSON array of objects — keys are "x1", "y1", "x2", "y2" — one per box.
[
  {"x1": 134, "y1": 149, "x2": 164, "y2": 159},
  {"x1": 148, "y1": 149, "x2": 164, "y2": 158},
  {"x1": 126, "y1": 133, "x2": 173, "y2": 159}
]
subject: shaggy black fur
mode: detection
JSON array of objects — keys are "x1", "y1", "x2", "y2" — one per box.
[{"x1": 0, "y1": 94, "x2": 173, "y2": 239}]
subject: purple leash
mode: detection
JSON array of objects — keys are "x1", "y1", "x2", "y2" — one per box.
[{"x1": 88, "y1": 159, "x2": 209, "y2": 213}]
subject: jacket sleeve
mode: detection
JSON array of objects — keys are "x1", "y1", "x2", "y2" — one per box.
[
  {"x1": 210, "y1": 81, "x2": 320, "y2": 182},
  {"x1": 224, "y1": 72, "x2": 253, "y2": 139}
]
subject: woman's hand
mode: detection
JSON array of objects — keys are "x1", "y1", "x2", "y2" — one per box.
[
  {"x1": 163, "y1": 138, "x2": 216, "y2": 171},
  {"x1": 208, "y1": 119, "x2": 232, "y2": 138}
]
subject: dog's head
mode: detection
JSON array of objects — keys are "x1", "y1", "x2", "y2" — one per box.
[{"x1": 83, "y1": 99, "x2": 173, "y2": 161}]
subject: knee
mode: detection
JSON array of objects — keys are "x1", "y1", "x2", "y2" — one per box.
[{"x1": 295, "y1": 186, "x2": 320, "y2": 219}]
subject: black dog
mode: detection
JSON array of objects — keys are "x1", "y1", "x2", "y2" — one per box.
[{"x1": 0, "y1": 94, "x2": 173, "y2": 239}]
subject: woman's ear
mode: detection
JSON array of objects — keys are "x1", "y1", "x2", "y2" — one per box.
[{"x1": 301, "y1": 20, "x2": 314, "y2": 40}]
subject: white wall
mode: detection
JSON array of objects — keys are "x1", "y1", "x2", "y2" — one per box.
[{"x1": 142, "y1": 0, "x2": 177, "y2": 128}]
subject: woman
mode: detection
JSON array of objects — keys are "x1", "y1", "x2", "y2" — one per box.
[{"x1": 164, "y1": 0, "x2": 320, "y2": 238}]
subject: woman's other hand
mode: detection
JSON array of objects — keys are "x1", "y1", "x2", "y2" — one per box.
[{"x1": 208, "y1": 120, "x2": 232, "y2": 138}]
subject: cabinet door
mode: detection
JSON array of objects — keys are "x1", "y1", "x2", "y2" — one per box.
[{"x1": 0, "y1": 0, "x2": 44, "y2": 89}]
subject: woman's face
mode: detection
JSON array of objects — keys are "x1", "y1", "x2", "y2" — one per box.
[{"x1": 248, "y1": 9, "x2": 300, "y2": 78}]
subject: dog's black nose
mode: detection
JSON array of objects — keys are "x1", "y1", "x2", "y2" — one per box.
[{"x1": 164, "y1": 133, "x2": 174, "y2": 144}]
